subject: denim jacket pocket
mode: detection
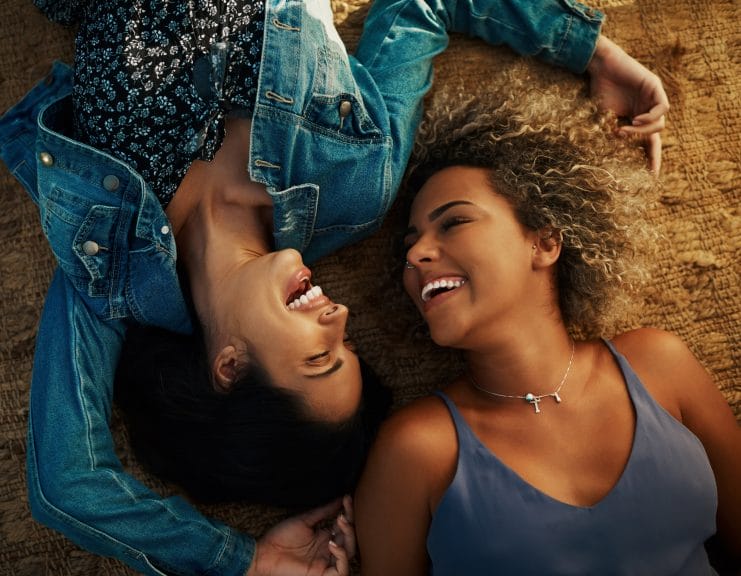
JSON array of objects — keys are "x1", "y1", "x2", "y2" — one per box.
[
  {"x1": 304, "y1": 92, "x2": 383, "y2": 141},
  {"x1": 39, "y1": 185, "x2": 118, "y2": 304}
]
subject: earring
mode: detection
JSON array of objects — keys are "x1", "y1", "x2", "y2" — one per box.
[{"x1": 405, "y1": 260, "x2": 415, "y2": 270}]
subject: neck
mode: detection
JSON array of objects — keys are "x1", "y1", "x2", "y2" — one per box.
[
  {"x1": 464, "y1": 326, "x2": 575, "y2": 399},
  {"x1": 165, "y1": 117, "x2": 273, "y2": 325}
]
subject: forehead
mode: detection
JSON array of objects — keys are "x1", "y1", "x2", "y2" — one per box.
[
  {"x1": 414, "y1": 166, "x2": 489, "y2": 202},
  {"x1": 410, "y1": 166, "x2": 500, "y2": 218}
]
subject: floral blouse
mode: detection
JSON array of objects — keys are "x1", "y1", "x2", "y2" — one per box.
[{"x1": 35, "y1": 0, "x2": 265, "y2": 206}]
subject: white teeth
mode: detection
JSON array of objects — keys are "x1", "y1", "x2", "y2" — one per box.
[
  {"x1": 420, "y1": 279, "x2": 465, "y2": 303},
  {"x1": 288, "y1": 285, "x2": 323, "y2": 310}
]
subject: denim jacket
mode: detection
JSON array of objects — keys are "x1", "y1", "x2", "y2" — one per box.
[{"x1": 0, "y1": 1, "x2": 602, "y2": 574}]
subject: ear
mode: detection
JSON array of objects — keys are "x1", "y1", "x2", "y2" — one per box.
[
  {"x1": 531, "y1": 227, "x2": 562, "y2": 269},
  {"x1": 212, "y1": 345, "x2": 242, "y2": 392}
]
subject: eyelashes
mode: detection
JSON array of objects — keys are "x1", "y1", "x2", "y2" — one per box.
[
  {"x1": 440, "y1": 216, "x2": 471, "y2": 231},
  {"x1": 306, "y1": 351, "x2": 330, "y2": 366},
  {"x1": 402, "y1": 216, "x2": 472, "y2": 256},
  {"x1": 306, "y1": 336, "x2": 355, "y2": 366}
]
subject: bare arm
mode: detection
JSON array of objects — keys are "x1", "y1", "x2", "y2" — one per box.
[{"x1": 355, "y1": 399, "x2": 457, "y2": 576}]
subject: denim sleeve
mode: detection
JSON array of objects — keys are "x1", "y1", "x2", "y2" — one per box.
[
  {"x1": 26, "y1": 270, "x2": 255, "y2": 576},
  {"x1": 441, "y1": 0, "x2": 604, "y2": 73},
  {"x1": 358, "y1": 0, "x2": 603, "y2": 83}
]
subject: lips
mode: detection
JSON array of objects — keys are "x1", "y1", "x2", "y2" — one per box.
[
  {"x1": 285, "y1": 266, "x2": 312, "y2": 304},
  {"x1": 420, "y1": 276, "x2": 467, "y2": 303},
  {"x1": 284, "y1": 267, "x2": 333, "y2": 311},
  {"x1": 287, "y1": 285, "x2": 325, "y2": 310}
]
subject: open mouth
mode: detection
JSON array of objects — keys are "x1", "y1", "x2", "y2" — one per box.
[
  {"x1": 286, "y1": 278, "x2": 325, "y2": 310},
  {"x1": 421, "y1": 277, "x2": 466, "y2": 303}
]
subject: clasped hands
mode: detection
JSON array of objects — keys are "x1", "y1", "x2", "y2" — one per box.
[{"x1": 246, "y1": 495, "x2": 356, "y2": 576}]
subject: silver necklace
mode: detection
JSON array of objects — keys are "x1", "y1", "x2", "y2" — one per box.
[{"x1": 468, "y1": 339, "x2": 575, "y2": 414}]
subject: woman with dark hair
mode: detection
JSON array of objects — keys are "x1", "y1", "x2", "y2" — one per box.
[
  {"x1": 355, "y1": 90, "x2": 740, "y2": 574},
  {"x1": 0, "y1": 0, "x2": 669, "y2": 575},
  {"x1": 116, "y1": 323, "x2": 387, "y2": 509}
]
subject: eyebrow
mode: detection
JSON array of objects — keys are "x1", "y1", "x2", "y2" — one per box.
[
  {"x1": 404, "y1": 200, "x2": 475, "y2": 237},
  {"x1": 305, "y1": 358, "x2": 344, "y2": 379}
]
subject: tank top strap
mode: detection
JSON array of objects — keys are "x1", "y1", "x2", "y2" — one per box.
[
  {"x1": 432, "y1": 389, "x2": 480, "y2": 450},
  {"x1": 600, "y1": 337, "x2": 659, "y2": 413}
]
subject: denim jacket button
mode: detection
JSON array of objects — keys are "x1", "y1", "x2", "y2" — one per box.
[
  {"x1": 39, "y1": 152, "x2": 54, "y2": 167},
  {"x1": 160, "y1": 225, "x2": 170, "y2": 235},
  {"x1": 339, "y1": 100, "x2": 352, "y2": 118},
  {"x1": 102, "y1": 174, "x2": 120, "y2": 191},
  {"x1": 82, "y1": 240, "x2": 100, "y2": 256}
]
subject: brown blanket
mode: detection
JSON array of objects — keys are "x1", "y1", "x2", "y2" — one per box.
[{"x1": 1, "y1": 0, "x2": 738, "y2": 573}]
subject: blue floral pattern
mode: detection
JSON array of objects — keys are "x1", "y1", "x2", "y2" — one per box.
[{"x1": 35, "y1": 0, "x2": 264, "y2": 206}]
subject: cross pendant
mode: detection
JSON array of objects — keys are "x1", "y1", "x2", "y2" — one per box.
[{"x1": 524, "y1": 393, "x2": 541, "y2": 414}]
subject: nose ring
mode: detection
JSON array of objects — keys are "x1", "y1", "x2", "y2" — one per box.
[{"x1": 404, "y1": 261, "x2": 415, "y2": 270}]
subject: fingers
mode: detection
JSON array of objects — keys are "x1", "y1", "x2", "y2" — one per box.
[
  {"x1": 300, "y1": 498, "x2": 343, "y2": 528},
  {"x1": 631, "y1": 109, "x2": 667, "y2": 129},
  {"x1": 327, "y1": 539, "x2": 350, "y2": 576},
  {"x1": 621, "y1": 98, "x2": 667, "y2": 133},
  {"x1": 634, "y1": 97, "x2": 669, "y2": 123},
  {"x1": 645, "y1": 132, "x2": 662, "y2": 175},
  {"x1": 617, "y1": 99, "x2": 665, "y2": 175},
  {"x1": 335, "y1": 495, "x2": 356, "y2": 559},
  {"x1": 342, "y1": 494, "x2": 354, "y2": 524}
]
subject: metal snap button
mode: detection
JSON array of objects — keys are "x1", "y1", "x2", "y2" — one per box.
[
  {"x1": 102, "y1": 174, "x2": 120, "y2": 192},
  {"x1": 39, "y1": 152, "x2": 54, "y2": 167},
  {"x1": 82, "y1": 240, "x2": 100, "y2": 256},
  {"x1": 339, "y1": 100, "x2": 352, "y2": 118},
  {"x1": 160, "y1": 225, "x2": 170, "y2": 235}
]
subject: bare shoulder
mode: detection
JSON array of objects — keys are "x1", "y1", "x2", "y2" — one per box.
[
  {"x1": 610, "y1": 327, "x2": 723, "y2": 423},
  {"x1": 359, "y1": 392, "x2": 458, "y2": 504},
  {"x1": 611, "y1": 326, "x2": 694, "y2": 364},
  {"x1": 372, "y1": 394, "x2": 457, "y2": 468}
]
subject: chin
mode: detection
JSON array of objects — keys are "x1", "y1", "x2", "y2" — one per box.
[{"x1": 428, "y1": 323, "x2": 465, "y2": 349}]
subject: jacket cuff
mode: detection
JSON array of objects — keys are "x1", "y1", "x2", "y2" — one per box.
[
  {"x1": 552, "y1": 0, "x2": 605, "y2": 74},
  {"x1": 211, "y1": 530, "x2": 256, "y2": 576}
]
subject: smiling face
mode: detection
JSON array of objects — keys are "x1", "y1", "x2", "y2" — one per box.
[
  {"x1": 403, "y1": 166, "x2": 552, "y2": 350},
  {"x1": 211, "y1": 248, "x2": 362, "y2": 421}
]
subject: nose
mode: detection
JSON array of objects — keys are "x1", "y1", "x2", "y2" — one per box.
[
  {"x1": 277, "y1": 247, "x2": 305, "y2": 268},
  {"x1": 405, "y1": 234, "x2": 438, "y2": 268},
  {"x1": 318, "y1": 303, "x2": 349, "y2": 326}
]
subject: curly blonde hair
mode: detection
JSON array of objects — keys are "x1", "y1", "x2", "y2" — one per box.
[{"x1": 406, "y1": 81, "x2": 660, "y2": 337}]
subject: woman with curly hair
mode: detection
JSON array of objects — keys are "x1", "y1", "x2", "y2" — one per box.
[{"x1": 355, "y1": 91, "x2": 741, "y2": 575}]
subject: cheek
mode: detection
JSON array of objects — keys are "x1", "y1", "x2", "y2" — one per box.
[{"x1": 402, "y1": 272, "x2": 419, "y2": 305}]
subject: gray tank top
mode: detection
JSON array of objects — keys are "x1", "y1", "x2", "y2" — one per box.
[{"x1": 427, "y1": 339, "x2": 718, "y2": 575}]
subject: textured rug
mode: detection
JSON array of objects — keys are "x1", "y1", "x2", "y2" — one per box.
[{"x1": 1, "y1": 0, "x2": 738, "y2": 574}]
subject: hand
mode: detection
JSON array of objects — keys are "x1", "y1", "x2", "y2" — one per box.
[
  {"x1": 587, "y1": 35, "x2": 669, "y2": 174},
  {"x1": 246, "y1": 496, "x2": 356, "y2": 576}
]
